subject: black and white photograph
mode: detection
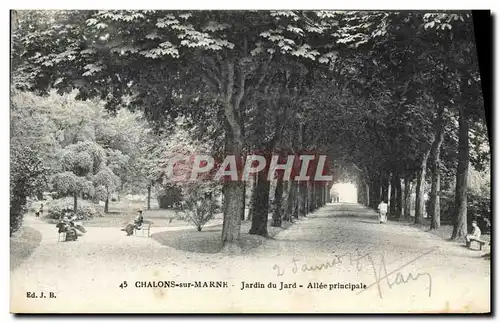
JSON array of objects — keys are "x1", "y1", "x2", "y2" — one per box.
[{"x1": 8, "y1": 7, "x2": 492, "y2": 313}]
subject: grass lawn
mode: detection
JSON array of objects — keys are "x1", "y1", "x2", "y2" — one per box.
[
  {"x1": 83, "y1": 208, "x2": 183, "y2": 227},
  {"x1": 10, "y1": 226, "x2": 43, "y2": 271}
]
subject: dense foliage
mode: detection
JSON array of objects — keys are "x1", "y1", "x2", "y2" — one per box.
[{"x1": 47, "y1": 197, "x2": 105, "y2": 221}]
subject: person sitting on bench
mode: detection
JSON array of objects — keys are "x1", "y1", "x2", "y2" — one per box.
[
  {"x1": 465, "y1": 220, "x2": 482, "y2": 246},
  {"x1": 56, "y1": 215, "x2": 79, "y2": 241},
  {"x1": 68, "y1": 214, "x2": 86, "y2": 235},
  {"x1": 121, "y1": 210, "x2": 144, "y2": 236}
]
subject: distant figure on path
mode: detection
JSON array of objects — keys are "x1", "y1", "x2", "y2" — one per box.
[
  {"x1": 121, "y1": 210, "x2": 144, "y2": 236},
  {"x1": 39, "y1": 203, "x2": 44, "y2": 216},
  {"x1": 465, "y1": 220, "x2": 482, "y2": 245},
  {"x1": 377, "y1": 200, "x2": 388, "y2": 223}
]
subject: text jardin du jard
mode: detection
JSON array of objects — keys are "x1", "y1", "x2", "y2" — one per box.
[{"x1": 240, "y1": 281, "x2": 366, "y2": 291}]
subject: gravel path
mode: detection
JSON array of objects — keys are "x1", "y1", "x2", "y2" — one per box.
[{"x1": 11, "y1": 203, "x2": 490, "y2": 313}]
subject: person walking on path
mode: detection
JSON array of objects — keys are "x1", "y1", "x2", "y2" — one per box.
[
  {"x1": 35, "y1": 203, "x2": 44, "y2": 217},
  {"x1": 377, "y1": 200, "x2": 388, "y2": 223}
]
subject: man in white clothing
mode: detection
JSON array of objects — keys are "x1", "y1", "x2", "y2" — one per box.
[
  {"x1": 465, "y1": 220, "x2": 481, "y2": 245},
  {"x1": 377, "y1": 200, "x2": 388, "y2": 223}
]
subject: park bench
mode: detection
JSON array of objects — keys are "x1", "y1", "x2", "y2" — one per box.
[
  {"x1": 467, "y1": 238, "x2": 488, "y2": 251},
  {"x1": 57, "y1": 230, "x2": 78, "y2": 242},
  {"x1": 57, "y1": 231, "x2": 66, "y2": 242},
  {"x1": 134, "y1": 220, "x2": 153, "y2": 237}
]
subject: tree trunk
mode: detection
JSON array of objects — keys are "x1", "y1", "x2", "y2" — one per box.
[
  {"x1": 429, "y1": 109, "x2": 445, "y2": 230},
  {"x1": 320, "y1": 184, "x2": 325, "y2": 207},
  {"x1": 370, "y1": 175, "x2": 381, "y2": 208},
  {"x1": 249, "y1": 168, "x2": 271, "y2": 236},
  {"x1": 429, "y1": 162, "x2": 442, "y2": 230},
  {"x1": 323, "y1": 183, "x2": 328, "y2": 206},
  {"x1": 374, "y1": 177, "x2": 380, "y2": 208},
  {"x1": 219, "y1": 59, "x2": 246, "y2": 252},
  {"x1": 403, "y1": 176, "x2": 412, "y2": 220},
  {"x1": 147, "y1": 182, "x2": 152, "y2": 211},
  {"x1": 368, "y1": 178, "x2": 376, "y2": 208},
  {"x1": 247, "y1": 114, "x2": 277, "y2": 234},
  {"x1": 290, "y1": 181, "x2": 298, "y2": 219},
  {"x1": 292, "y1": 182, "x2": 299, "y2": 219},
  {"x1": 389, "y1": 173, "x2": 398, "y2": 218},
  {"x1": 365, "y1": 181, "x2": 370, "y2": 207},
  {"x1": 305, "y1": 183, "x2": 309, "y2": 213},
  {"x1": 298, "y1": 182, "x2": 307, "y2": 217},
  {"x1": 73, "y1": 193, "x2": 78, "y2": 211},
  {"x1": 315, "y1": 183, "x2": 320, "y2": 208},
  {"x1": 247, "y1": 176, "x2": 258, "y2": 221},
  {"x1": 271, "y1": 173, "x2": 284, "y2": 227},
  {"x1": 315, "y1": 183, "x2": 319, "y2": 208},
  {"x1": 308, "y1": 182, "x2": 314, "y2": 212},
  {"x1": 222, "y1": 184, "x2": 228, "y2": 215},
  {"x1": 395, "y1": 177, "x2": 403, "y2": 219},
  {"x1": 451, "y1": 104, "x2": 469, "y2": 240},
  {"x1": 311, "y1": 182, "x2": 316, "y2": 211},
  {"x1": 104, "y1": 194, "x2": 109, "y2": 214},
  {"x1": 415, "y1": 149, "x2": 431, "y2": 224},
  {"x1": 387, "y1": 173, "x2": 392, "y2": 216},
  {"x1": 379, "y1": 183, "x2": 382, "y2": 203},
  {"x1": 284, "y1": 181, "x2": 296, "y2": 222},
  {"x1": 222, "y1": 181, "x2": 244, "y2": 247},
  {"x1": 241, "y1": 182, "x2": 246, "y2": 221}
]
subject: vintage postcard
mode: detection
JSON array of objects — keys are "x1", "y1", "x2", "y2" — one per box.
[{"x1": 10, "y1": 9, "x2": 491, "y2": 313}]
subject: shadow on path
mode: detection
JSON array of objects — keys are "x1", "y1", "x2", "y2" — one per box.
[{"x1": 151, "y1": 221, "x2": 295, "y2": 254}]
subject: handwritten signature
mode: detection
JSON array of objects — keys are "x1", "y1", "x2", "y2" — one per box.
[{"x1": 273, "y1": 248, "x2": 436, "y2": 299}]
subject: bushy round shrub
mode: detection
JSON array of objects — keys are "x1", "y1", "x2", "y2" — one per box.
[
  {"x1": 468, "y1": 191, "x2": 490, "y2": 220},
  {"x1": 75, "y1": 205, "x2": 105, "y2": 220},
  {"x1": 47, "y1": 197, "x2": 105, "y2": 220},
  {"x1": 47, "y1": 203, "x2": 73, "y2": 220},
  {"x1": 157, "y1": 185, "x2": 183, "y2": 209}
]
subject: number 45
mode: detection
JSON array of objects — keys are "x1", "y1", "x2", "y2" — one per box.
[{"x1": 119, "y1": 281, "x2": 128, "y2": 289}]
